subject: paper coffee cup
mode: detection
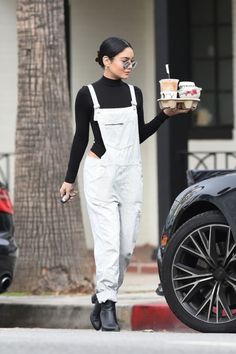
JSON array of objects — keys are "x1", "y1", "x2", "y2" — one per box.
[
  {"x1": 178, "y1": 81, "x2": 202, "y2": 98},
  {"x1": 159, "y1": 79, "x2": 179, "y2": 99}
]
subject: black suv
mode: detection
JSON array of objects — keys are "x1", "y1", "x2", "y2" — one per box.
[{"x1": 158, "y1": 170, "x2": 236, "y2": 333}]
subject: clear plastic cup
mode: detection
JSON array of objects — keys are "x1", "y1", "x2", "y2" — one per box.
[{"x1": 159, "y1": 79, "x2": 179, "y2": 99}]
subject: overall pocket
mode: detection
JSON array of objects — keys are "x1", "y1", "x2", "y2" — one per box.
[{"x1": 100, "y1": 118, "x2": 136, "y2": 150}]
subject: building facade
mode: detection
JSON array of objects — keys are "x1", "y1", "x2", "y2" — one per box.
[{"x1": 1, "y1": 0, "x2": 236, "y2": 248}]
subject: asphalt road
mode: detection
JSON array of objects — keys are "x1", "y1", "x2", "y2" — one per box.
[{"x1": 0, "y1": 329, "x2": 236, "y2": 354}]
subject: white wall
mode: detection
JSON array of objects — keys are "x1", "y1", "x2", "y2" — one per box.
[
  {"x1": 69, "y1": 0, "x2": 158, "y2": 248},
  {"x1": 0, "y1": 0, "x2": 17, "y2": 193}
]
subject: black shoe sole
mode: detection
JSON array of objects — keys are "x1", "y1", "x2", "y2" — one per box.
[{"x1": 101, "y1": 327, "x2": 120, "y2": 332}]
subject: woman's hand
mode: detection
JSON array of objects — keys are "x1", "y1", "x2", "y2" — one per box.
[
  {"x1": 59, "y1": 182, "x2": 77, "y2": 203},
  {"x1": 163, "y1": 107, "x2": 190, "y2": 117}
]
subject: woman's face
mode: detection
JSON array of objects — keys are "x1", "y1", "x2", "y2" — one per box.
[{"x1": 103, "y1": 47, "x2": 136, "y2": 80}]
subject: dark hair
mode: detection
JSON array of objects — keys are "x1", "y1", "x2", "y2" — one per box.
[{"x1": 95, "y1": 37, "x2": 133, "y2": 68}]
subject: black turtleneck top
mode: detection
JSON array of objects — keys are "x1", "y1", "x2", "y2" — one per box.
[{"x1": 65, "y1": 76, "x2": 168, "y2": 183}]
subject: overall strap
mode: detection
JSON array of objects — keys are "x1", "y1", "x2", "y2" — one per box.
[
  {"x1": 128, "y1": 85, "x2": 137, "y2": 106},
  {"x1": 87, "y1": 84, "x2": 100, "y2": 109}
]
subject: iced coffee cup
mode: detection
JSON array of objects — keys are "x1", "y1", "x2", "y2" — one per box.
[{"x1": 159, "y1": 79, "x2": 179, "y2": 99}]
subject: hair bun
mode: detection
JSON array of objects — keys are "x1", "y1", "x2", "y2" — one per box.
[
  {"x1": 95, "y1": 51, "x2": 100, "y2": 63},
  {"x1": 95, "y1": 38, "x2": 132, "y2": 68}
]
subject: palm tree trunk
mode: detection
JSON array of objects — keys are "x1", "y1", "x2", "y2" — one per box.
[{"x1": 13, "y1": 0, "x2": 92, "y2": 293}]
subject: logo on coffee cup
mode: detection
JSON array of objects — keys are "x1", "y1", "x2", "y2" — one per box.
[
  {"x1": 178, "y1": 81, "x2": 202, "y2": 98},
  {"x1": 161, "y1": 91, "x2": 178, "y2": 99}
]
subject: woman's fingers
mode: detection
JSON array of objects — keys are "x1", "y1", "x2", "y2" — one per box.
[
  {"x1": 69, "y1": 190, "x2": 77, "y2": 199},
  {"x1": 164, "y1": 108, "x2": 191, "y2": 116},
  {"x1": 67, "y1": 190, "x2": 78, "y2": 202},
  {"x1": 60, "y1": 185, "x2": 68, "y2": 198},
  {"x1": 59, "y1": 182, "x2": 76, "y2": 203}
]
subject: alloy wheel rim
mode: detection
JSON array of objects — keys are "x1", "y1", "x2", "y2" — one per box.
[{"x1": 172, "y1": 223, "x2": 236, "y2": 324}]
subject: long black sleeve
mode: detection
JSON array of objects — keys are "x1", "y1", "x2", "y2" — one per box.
[
  {"x1": 135, "y1": 87, "x2": 168, "y2": 143},
  {"x1": 64, "y1": 88, "x2": 93, "y2": 183}
]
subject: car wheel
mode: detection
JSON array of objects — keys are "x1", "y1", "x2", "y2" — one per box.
[{"x1": 162, "y1": 210, "x2": 236, "y2": 332}]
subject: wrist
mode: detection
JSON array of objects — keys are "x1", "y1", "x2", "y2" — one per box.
[{"x1": 64, "y1": 181, "x2": 74, "y2": 186}]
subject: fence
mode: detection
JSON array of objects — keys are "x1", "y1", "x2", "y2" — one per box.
[
  {"x1": 182, "y1": 151, "x2": 236, "y2": 170},
  {"x1": 1, "y1": 151, "x2": 236, "y2": 191}
]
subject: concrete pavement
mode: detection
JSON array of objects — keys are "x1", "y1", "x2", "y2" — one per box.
[{"x1": 0, "y1": 271, "x2": 191, "y2": 331}]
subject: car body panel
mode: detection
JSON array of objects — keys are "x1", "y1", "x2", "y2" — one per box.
[{"x1": 158, "y1": 172, "x2": 236, "y2": 276}]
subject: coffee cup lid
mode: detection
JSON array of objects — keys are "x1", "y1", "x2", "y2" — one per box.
[{"x1": 179, "y1": 81, "x2": 195, "y2": 86}]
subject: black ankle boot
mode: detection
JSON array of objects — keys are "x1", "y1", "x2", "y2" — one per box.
[
  {"x1": 90, "y1": 294, "x2": 101, "y2": 330},
  {"x1": 100, "y1": 300, "x2": 120, "y2": 331}
]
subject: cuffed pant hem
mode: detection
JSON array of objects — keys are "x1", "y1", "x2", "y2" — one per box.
[{"x1": 96, "y1": 290, "x2": 117, "y2": 304}]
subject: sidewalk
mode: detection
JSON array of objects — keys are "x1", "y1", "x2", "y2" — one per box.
[{"x1": 0, "y1": 271, "x2": 191, "y2": 331}]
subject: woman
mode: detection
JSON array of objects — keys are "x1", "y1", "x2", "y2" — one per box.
[{"x1": 60, "y1": 37, "x2": 188, "y2": 331}]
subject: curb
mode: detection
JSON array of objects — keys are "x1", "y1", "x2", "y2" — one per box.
[
  {"x1": 0, "y1": 303, "x2": 92, "y2": 329},
  {"x1": 131, "y1": 302, "x2": 192, "y2": 331},
  {"x1": 0, "y1": 296, "x2": 191, "y2": 332},
  {"x1": 0, "y1": 301, "x2": 134, "y2": 330}
]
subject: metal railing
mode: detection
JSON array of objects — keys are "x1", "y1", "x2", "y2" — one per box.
[
  {"x1": 1, "y1": 151, "x2": 236, "y2": 191},
  {"x1": 182, "y1": 151, "x2": 236, "y2": 170}
]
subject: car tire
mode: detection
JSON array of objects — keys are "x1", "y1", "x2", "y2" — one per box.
[{"x1": 162, "y1": 210, "x2": 236, "y2": 333}]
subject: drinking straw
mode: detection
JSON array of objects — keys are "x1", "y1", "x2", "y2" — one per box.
[{"x1": 165, "y1": 64, "x2": 170, "y2": 79}]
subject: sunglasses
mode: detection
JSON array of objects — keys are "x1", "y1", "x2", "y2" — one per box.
[{"x1": 122, "y1": 60, "x2": 138, "y2": 70}]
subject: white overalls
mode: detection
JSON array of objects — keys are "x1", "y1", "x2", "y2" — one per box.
[{"x1": 83, "y1": 84, "x2": 143, "y2": 303}]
